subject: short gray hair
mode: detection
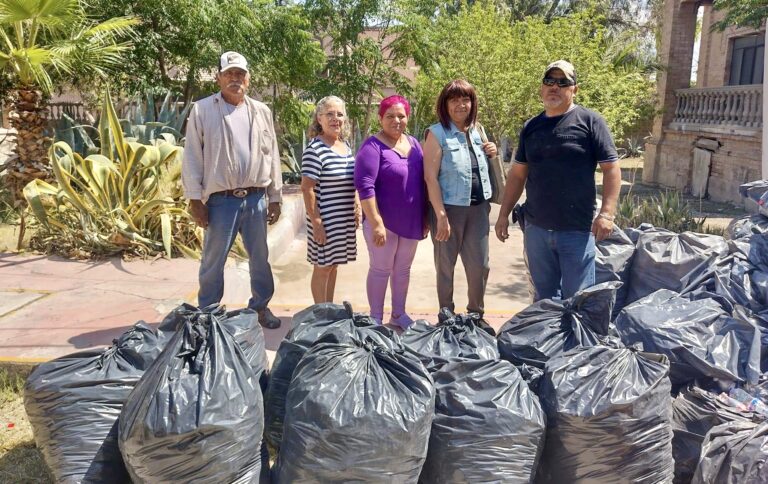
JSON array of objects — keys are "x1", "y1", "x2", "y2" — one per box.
[{"x1": 308, "y1": 96, "x2": 351, "y2": 140}]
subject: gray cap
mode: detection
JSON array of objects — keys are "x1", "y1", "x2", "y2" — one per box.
[
  {"x1": 544, "y1": 60, "x2": 576, "y2": 83},
  {"x1": 220, "y1": 51, "x2": 248, "y2": 73}
]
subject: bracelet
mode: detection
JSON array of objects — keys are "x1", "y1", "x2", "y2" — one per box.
[{"x1": 597, "y1": 213, "x2": 615, "y2": 222}]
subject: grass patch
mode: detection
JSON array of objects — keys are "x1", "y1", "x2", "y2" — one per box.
[
  {"x1": 617, "y1": 190, "x2": 727, "y2": 236},
  {"x1": 0, "y1": 369, "x2": 52, "y2": 484}
]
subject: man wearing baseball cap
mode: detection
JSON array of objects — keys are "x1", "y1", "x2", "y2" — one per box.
[
  {"x1": 494, "y1": 60, "x2": 621, "y2": 301},
  {"x1": 182, "y1": 51, "x2": 283, "y2": 328}
]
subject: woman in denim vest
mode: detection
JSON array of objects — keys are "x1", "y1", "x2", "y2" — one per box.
[{"x1": 423, "y1": 79, "x2": 497, "y2": 319}]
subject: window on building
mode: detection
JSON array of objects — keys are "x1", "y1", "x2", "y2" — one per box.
[{"x1": 729, "y1": 34, "x2": 765, "y2": 85}]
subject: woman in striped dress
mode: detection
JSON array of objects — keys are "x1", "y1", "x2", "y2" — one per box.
[{"x1": 300, "y1": 96, "x2": 360, "y2": 303}]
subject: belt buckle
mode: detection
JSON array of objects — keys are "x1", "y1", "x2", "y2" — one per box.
[{"x1": 232, "y1": 188, "x2": 248, "y2": 198}]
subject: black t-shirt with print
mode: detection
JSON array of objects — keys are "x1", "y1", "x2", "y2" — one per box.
[{"x1": 515, "y1": 105, "x2": 618, "y2": 231}]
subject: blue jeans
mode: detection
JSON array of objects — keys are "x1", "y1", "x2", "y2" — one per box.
[
  {"x1": 198, "y1": 190, "x2": 274, "y2": 310},
  {"x1": 524, "y1": 221, "x2": 595, "y2": 301}
]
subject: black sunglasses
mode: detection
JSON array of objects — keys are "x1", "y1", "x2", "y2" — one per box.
[{"x1": 542, "y1": 77, "x2": 576, "y2": 87}]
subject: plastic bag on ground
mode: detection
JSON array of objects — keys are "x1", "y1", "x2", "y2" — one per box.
[
  {"x1": 628, "y1": 230, "x2": 729, "y2": 303},
  {"x1": 419, "y1": 359, "x2": 545, "y2": 484},
  {"x1": 727, "y1": 214, "x2": 768, "y2": 240},
  {"x1": 276, "y1": 329, "x2": 434, "y2": 483},
  {"x1": 671, "y1": 385, "x2": 759, "y2": 483},
  {"x1": 679, "y1": 243, "x2": 766, "y2": 314},
  {"x1": 739, "y1": 179, "x2": 768, "y2": 202},
  {"x1": 119, "y1": 311, "x2": 264, "y2": 483},
  {"x1": 692, "y1": 420, "x2": 768, "y2": 483},
  {"x1": 158, "y1": 303, "x2": 269, "y2": 382},
  {"x1": 615, "y1": 289, "x2": 761, "y2": 387},
  {"x1": 595, "y1": 225, "x2": 635, "y2": 315},
  {"x1": 537, "y1": 346, "x2": 674, "y2": 483},
  {"x1": 497, "y1": 282, "x2": 619, "y2": 373},
  {"x1": 24, "y1": 322, "x2": 163, "y2": 484},
  {"x1": 402, "y1": 309, "x2": 498, "y2": 371},
  {"x1": 264, "y1": 302, "x2": 381, "y2": 453}
]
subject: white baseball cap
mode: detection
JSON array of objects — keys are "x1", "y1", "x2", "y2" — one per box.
[{"x1": 220, "y1": 51, "x2": 248, "y2": 73}]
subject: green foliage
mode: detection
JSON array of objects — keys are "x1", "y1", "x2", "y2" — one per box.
[
  {"x1": 616, "y1": 190, "x2": 724, "y2": 235},
  {"x1": 713, "y1": 0, "x2": 768, "y2": 30},
  {"x1": 23, "y1": 89, "x2": 201, "y2": 258},
  {"x1": 52, "y1": 91, "x2": 189, "y2": 158},
  {"x1": 305, "y1": 0, "x2": 415, "y2": 140},
  {"x1": 411, "y1": 2, "x2": 656, "y2": 143},
  {"x1": 0, "y1": 0, "x2": 137, "y2": 92}
]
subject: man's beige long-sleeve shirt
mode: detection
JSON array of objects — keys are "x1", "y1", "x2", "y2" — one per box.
[{"x1": 182, "y1": 92, "x2": 282, "y2": 203}]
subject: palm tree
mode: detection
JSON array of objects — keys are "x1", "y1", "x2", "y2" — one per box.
[{"x1": 0, "y1": 0, "x2": 136, "y2": 247}]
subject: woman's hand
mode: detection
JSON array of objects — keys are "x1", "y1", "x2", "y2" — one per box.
[
  {"x1": 434, "y1": 213, "x2": 451, "y2": 242},
  {"x1": 312, "y1": 218, "x2": 327, "y2": 245},
  {"x1": 354, "y1": 199, "x2": 362, "y2": 229},
  {"x1": 482, "y1": 141, "x2": 497, "y2": 158},
  {"x1": 371, "y1": 220, "x2": 387, "y2": 247}
]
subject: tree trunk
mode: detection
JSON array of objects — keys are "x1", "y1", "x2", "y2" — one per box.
[{"x1": 4, "y1": 87, "x2": 52, "y2": 247}]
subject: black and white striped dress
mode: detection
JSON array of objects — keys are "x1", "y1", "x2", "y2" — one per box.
[{"x1": 301, "y1": 138, "x2": 357, "y2": 266}]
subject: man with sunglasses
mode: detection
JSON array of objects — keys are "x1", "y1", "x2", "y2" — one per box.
[
  {"x1": 182, "y1": 51, "x2": 283, "y2": 328},
  {"x1": 494, "y1": 60, "x2": 621, "y2": 301}
]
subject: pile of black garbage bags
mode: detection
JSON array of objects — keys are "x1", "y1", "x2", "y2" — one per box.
[{"x1": 23, "y1": 180, "x2": 768, "y2": 483}]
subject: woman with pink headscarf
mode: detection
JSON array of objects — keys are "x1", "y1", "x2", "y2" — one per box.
[{"x1": 354, "y1": 95, "x2": 426, "y2": 328}]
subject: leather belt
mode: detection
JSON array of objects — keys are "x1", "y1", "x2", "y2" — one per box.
[{"x1": 210, "y1": 187, "x2": 264, "y2": 198}]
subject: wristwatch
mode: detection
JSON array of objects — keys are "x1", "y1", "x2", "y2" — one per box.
[{"x1": 597, "y1": 212, "x2": 615, "y2": 221}]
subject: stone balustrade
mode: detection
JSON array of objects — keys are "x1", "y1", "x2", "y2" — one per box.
[{"x1": 672, "y1": 84, "x2": 763, "y2": 129}]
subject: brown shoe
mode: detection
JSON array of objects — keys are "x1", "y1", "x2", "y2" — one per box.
[{"x1": 257, "y1": 307, "x2": 281, "y2": 329}]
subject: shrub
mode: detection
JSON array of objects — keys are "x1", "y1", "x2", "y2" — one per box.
[
  {"x1": 616, "y1": 190, "x2": 725, "y2": 236},
  {"x1": 23, "y1": 90, "x2": 201, "y2": 258}
]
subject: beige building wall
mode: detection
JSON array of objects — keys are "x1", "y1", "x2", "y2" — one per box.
[{"x1": 698, "y1": 6, "x2": 766, "y2": 88}]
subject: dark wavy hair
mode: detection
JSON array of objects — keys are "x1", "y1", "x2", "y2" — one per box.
[{"x1": 435, "y1": 79, "x2": 478, "y2": 129}]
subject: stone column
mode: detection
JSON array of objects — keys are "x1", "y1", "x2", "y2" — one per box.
[
  {"x1": 643, "y1": 0, "x2": 700, "y2": 184},
  {"x1": 763, "y1": 27, "x2": 768, "y2": 179}
]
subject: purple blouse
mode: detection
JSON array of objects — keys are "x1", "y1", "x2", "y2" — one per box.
[{"x1": 354, "y1": 135, "x2": 426, "y2": 240}]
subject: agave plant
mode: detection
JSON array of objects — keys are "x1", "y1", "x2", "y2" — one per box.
[{"x1": 22, "y1": 89, "x2": 200, "y2": 258}]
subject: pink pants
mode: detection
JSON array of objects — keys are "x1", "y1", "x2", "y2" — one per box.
[{"x1": 362, "y1": 219, "x2": 420, "y2": 320}]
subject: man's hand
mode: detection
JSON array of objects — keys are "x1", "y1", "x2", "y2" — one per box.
[
  {"x1": 482, "y1": 142, "x2": 497, "y2": 158},
  {"x1": 495, "y1": 215, "x2": 510, "y2": 242},
  {"x1": 267, "y1": 202, "x2": 281, "y2": 225},
  {"x1": 591, "y1": 215, "x2": 613, "y2": 242},
  {"x1": 189, "y1": 200, "x2": 208, "y2": 229}
]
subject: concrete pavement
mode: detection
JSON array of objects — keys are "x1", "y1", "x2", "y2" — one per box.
[{"x1": 0, "y1": 192, "x2": 529, "y2": 366}]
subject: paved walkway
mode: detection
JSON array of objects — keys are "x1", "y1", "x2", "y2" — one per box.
[{"x1": 0, "y1": 192, "x2": 529, "y2": 366}]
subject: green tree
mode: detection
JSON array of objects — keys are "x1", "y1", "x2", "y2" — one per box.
[
  {"x1": 411, "y1": 2, "x2": 655, "y2": 146},
  {"x1": 0, "y1": 0, "x2": 136, "y2": 246},
  {"x1": 713, "y1": 0, "x2": 768, "y2": 30},
  {"x1": 305, "y1": 0, "x2": 415, "y2": 141}
]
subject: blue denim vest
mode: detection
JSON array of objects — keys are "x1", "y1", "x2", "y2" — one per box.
[{"x1": 429, "y1": 122, "x2": 493, "y2": 206}]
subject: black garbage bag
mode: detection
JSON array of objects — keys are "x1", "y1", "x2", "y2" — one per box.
[
  {"x1": 264, "y1": 302, "x2": 381, "y2": 453},
  {"x1": 402, "y1": 310, "x2": 498, "y2": 371},
  {"x1": 24, "y1": 322, "x2": 163, "y2": 484},
  {"x1": 119, "y1": 311, "x2": 263, "y2": 483},
  {"x1": 158, "y1": 303, "x2": 269, "y2": 382},
  {"x1": 595, "y1": 225, "x2": 635, "y2": 316},
  {"x1": 419, "y1": 359, "x2": 545, "y2": 484},
  {"x1": 615, "y1": 289, "x2": 762, "y2": 387},
  {"x1": 671, "y1": 385, "x2": 759, "y2": 483},
  {"x1": 739, "y1": 179, "x2": 768, "y2": 202},
  {"x1": 497, "y1": 282, "x2": 619, "y2": 373},
  {"x1": 537, "y1": 346, "x2": 674, "y2": 483},
  {"x1": 680, "y1": 241, "x2": 766, "y2": 314},
  {"x1": 727, "y1": 214, "x2": 768, "y2": 240},
  {"x1": 692, "y1": 420, "x2": 768, "y2": 483},
  {"x1": 276, "y1": 329, "x2": 434, "y2": 483},
  {"x1": 624, "y1": 222, "x2": 657, "y2": 244},
  {"x1": 628, "y1": 230, "x2": 729, "y2": 303}
]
